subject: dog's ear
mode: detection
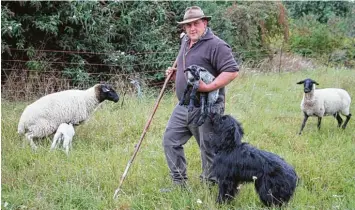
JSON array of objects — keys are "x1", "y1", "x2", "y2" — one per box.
[
  {"x1": 234, "y1": 125, "x2": 243, "y2": 145},
  {"x1": 233, "y1": 118, "x2": 244, "y2": 145},
  {"x1": 221, "y1": 126, "x2": 235, "y2": 145}
]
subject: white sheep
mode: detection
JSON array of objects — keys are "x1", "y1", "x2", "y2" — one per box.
[
  {"x1": 296, "y1": 78, "x2": 351, "y2": 135},
  {"x1": 50, "y1": 123, "x2": 75, "y2": 155},
  {"x1": 18, "y1": 84, "x2": 119, "y2": 150},
  {"x1": 180, "y1": 64, "x2": 218, "y2": 126}
]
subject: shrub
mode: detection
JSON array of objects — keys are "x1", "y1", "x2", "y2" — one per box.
[{"x1": 289, "y1": 15, "x2": 344, "y2": 56}]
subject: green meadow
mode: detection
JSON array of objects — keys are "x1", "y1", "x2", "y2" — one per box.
[{"x1": 2, "y1": 68, "x2": 355, "y2": 209}]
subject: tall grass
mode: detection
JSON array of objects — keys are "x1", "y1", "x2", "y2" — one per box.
[{"x1": 2, "y1": 68, "x2": 355, "y2": 209}]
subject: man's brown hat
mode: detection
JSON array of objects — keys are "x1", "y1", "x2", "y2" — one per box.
[{"x1": 177, "y1": 6, "x2": 212, "y2": 25}]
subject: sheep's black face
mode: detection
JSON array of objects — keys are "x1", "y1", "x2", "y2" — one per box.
[
  {"x1": 296, "y1": 78, "x2": 319, "y2": 93},
  {"x1": 184, "y1": 65, "x2": 206, "y2": 84},
  {"x1": 98, "y1": 84, "x2": 119, "y2": 103}
]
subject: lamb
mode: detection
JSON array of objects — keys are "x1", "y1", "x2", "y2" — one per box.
[
  {"x1": 18, "y1": 84, "x2": 119, "y2": 150},
  {"x1": 296, "y1": 78, "x2": 351, "y2": 135},
  {"x1": 50, "y1": 123, "x2": 75, "y2": 155},
  {"x1": 179, "y1": 64, "x2": 218, "y2": 126}
]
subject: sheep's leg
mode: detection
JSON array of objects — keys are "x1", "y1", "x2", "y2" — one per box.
[
  {"x1": 25, "y1": 133, "x2": 37, "y2": 151},
  {"x1": 207, "y1": 89, "x2": 219, "y2": 114},
  {"x1": 197, "y1": 94, "x2": 207, "y2": 126},
  {"x1": 317, "y1": 117, "x2": 322, "y2": 130},
  {"x1": 207, "y1": 100, "x2": 212, "y2": 114},
  {"x1": 333, "y1": 112, "x2": 343, "y2": 127},
  {"x1": 342, "y1": 113, "x2": 351, "y2": 129},
  {"x1": 206, "y1": 93, "x2": 212, "y2": 114},
  {"x1": 69, "y1": 137, "x2": 73, "y2": 149},
  {"x1": 179, "y1": 85, "x2": 191, "y2": 106},
  {"x1": 69, "y1": 139, "x2": 73, "y2": 154},
  {"x1": 188, "y1": 84, "x2": 199, "y2": 112},
  {"x1": 299, "y1": 112, "x2": 309, "y2": 135},
  {"x1": 50, "y1": 132, "x2": 62, "y2": 151},
  {"x1": 63, "y1": 136, "x2": 70, "y2": 156}
]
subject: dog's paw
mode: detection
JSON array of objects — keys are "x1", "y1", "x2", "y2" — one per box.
[
  {"x1": 216, "y1": 195, "x2": 229, "y2": 204},
  {"x1": 216, "y1": 196, "x2": 224, "y2": 204}
]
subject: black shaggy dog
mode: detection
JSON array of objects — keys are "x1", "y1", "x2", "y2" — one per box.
[{"x1": 211, "y1": 114, "x2": 298, "y2": 207}]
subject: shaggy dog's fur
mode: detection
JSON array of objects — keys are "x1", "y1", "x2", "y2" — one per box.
[{"x1": 211, "y1": 115, "x2": 298, "y2": 207}]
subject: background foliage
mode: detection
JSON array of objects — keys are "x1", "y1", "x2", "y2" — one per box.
[{"x1": 1, "y1": 1, "x2": 354, "y2": 92}]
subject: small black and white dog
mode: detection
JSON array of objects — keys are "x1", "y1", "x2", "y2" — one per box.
[{"x1": 211, "y1": 114, "x2": 298, "y2": 207}]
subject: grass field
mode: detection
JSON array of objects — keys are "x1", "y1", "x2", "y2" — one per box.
[{"x1": 2, "y1": 68, "x2": 355, "y2": 209}]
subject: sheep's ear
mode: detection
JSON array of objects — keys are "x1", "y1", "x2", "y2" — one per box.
[
  {"x1": 179, "y1": 32, "x2": 186, "y2": 39},
  {"x1": 311, "y1": 80, "x2": 319, "y2": 85},
  {"x1": 102, "y1": 86, "x2": 110, "y2": 93},
  {"x1": 296, "y1": 80, "x2": 305, "y2": 84}
]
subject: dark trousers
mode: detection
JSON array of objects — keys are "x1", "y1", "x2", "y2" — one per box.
[{"x1": 163, "y1": 104, "x2": 218, "y2": 184}]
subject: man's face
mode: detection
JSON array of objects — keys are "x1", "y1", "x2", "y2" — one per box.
[{"x1": 184, "y1": 19, "x2": 207, "y2": 42}]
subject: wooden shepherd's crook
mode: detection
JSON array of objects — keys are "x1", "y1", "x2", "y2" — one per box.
[{"x1": 113, "y1": 64, "x2": 176, "y2": 199}]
